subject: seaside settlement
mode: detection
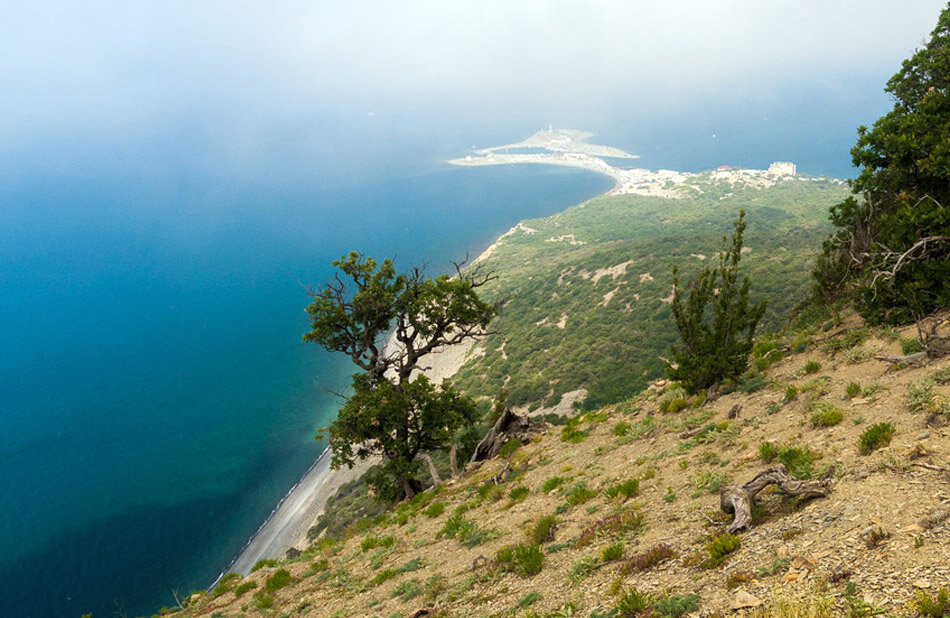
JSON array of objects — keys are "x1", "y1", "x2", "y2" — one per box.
[{"x1": 448, "y1": 127, "x2": 800, "y2": 198}]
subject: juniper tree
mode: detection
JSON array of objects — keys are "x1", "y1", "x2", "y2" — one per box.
[
  {"x1": 304, "y1": 252, "x2": 497, "y2": 499},
  {"x1": 666, "y1": 211, "x2": 766, "y2": 395},
  {"x1": 815, "y1": 5, "x2": 950, "y2": 323}
]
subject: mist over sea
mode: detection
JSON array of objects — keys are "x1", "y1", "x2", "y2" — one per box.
[{"x1": 0, "y1": 87, "x2": 883, "y2": 616}]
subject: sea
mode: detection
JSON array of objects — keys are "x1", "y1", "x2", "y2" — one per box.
[{"x1": 0, "y1": 85, "x2": 886, "y2": 617}]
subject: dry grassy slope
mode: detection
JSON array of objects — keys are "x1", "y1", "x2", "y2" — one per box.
[{"x1": 177, "y1": 321, "x2": 950, "y2": 618}]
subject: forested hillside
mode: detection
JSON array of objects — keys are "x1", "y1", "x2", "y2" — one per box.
[{"x1": 452, "y1": 174, "x2": 849, "y2": 411}]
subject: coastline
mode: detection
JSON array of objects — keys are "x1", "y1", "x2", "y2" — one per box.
[{"x1": 222, "y1": 328, "x2": 481, "y2": 578}]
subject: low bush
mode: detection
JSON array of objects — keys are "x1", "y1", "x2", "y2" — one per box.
[
  {"x1": 845, "y1": 381, "x2": 861, "y2": 398},
  {"x1": 569, "y1": 555, "x2": 600, "y2": 583},
  {"x1": 264, "y1": 568, "x2": 292, "y2": 592},
  {"x1": 604, "y1": 478, "x2": 639, "y2": 500},
  {"x1": 360, "y1": 534, "x2": 395, "y2": 552},
  {"x1": 507, "y1": 485, "x2": 529, "y2": 503},
  {"x1": 528, "y1": 515, "x2": 558, "y2": 545},
  {"x1": 620, "y1": 543, "x2": 677, "y2": 575},
  {"x1": 915, "y1": 587, "x2": 950, "y2": 617},
  {"x1": 738, "y1": 371, "x2": 767, "y2": 393},
  {"x1": 250, "y1": 558, "x2": 277, "y2": 573},
  {"x1": 612, "y1": 421, "x2": 632, "y2": 437},
  {"x1": 540, "y1": 476, "x2": 568, "y2": 493},
  {"x1": 392, "y1": 578, "x2": 422, "y2": 601},
  {"x1": 802, "y1": 360, "x2": 821, "y2": 374},
  {"x1": 494, "y1": 543, "x2": 544, "y2": 576},
  {"x1": 422, "y1": 502, "x2": 445, "y2": 518},
  {"x1": 654, "y1": 593, "x2": 701, "y2": 617},
  {"x1": 211, "y1": 573, "x2": 240, "y2": 598},
  {"x1": 601, "y1": 541, "x2": 625, "y2": 561},
  {"x1": 758, "y1": 442, "x2": 820, "y2": 479},
  {"x1": 859, "y1": 422, "x2": 895, "y2": 455},
  {"x1": 616, "y1": 587, "x2": 650, "y2": 616},
  {"x1": 809, "y1": 401, "x2": 844, "y2": 427},
  {"x1": 706, "y1": 532, "x2": 741, "y2": 567},
  {"x1": 576, "y1": 510, "x2": 644, "y2": 547},
  {"x1": 564, "y1": 481, "x2": 598, "y2": 506},
  {"x1": 233, "y1": 581, "x2": 257, "y2": 596}
]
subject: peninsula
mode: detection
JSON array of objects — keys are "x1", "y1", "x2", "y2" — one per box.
[{"x1": 449, "y1": 128, "x2": 802, "y2": 197}]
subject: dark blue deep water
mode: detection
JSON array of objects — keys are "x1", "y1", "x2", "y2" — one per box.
[{"x1": 0, "y1": 83, "x2": 884, "y2": 615}]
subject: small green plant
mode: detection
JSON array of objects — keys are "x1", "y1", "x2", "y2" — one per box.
[
  {"x1": 616, "y1": 587, "x2": 651, "y2": 616},
  {"x1": 845, "y1": 382, "x2": 861, "y2": 398},
  {"x1": 809, "y1": 401, "x2": 844, "y2": 427},
  {"x1": 424, "y1": 574, "x2": 448, "y2": 602},
  {"x1": 211, "y1": 573, "x2": 241, "y2": 598},
  {"x1": 392, "y1": 578, "x2": 423, "y2": 601},
  {"x1": 738, "y1": 371, "x2": 767, "y2": 393},
  {"x1": 915, "y1": 586, "x2": 950, "y2": 617},
  {"x1": 859, "y1": 422, "x2": 895, "y2": 455},
  {"x1": 233, "y1": 581, "x2": 257, "y2": 596},
  {"x1": 561, "y1": 417, "x2": 590, "y2": 443},
  {"x1": 494, "y1": 543, "x2": 544, "y2": 576},
  {"x1": 641, "y1": 467, "x2": 656, "y2": 480},
  {"x1": 569, "y1": 555, "x2": 601, "y2": 583},
  {"x1": 576, "y1": 510, "x2": 644, "y2": 547},
  {"x1": 361, "y1": 534, "x2": 396, "y2": 552},
  {"x1": 499, "y1": 438, "x2": 522, "y2": 459},
  {"x1": 783, "y1": 384, "x2": 798, "y2": 402},
  {"x1": 901, "y1": 337, "x2": 924, "y2": 355},
  {"x1": 706, "y1": 532, "x2": 741, "y2": 567},
  {"x1": 517, "y1": 591, "x2": 543, "y2": 609},
  {"x1": 601, "y1": 541, "x2": 625, "y2": 561},
  {"x1": 422, "y1": 502, "x2": 445, "y2": 518},
  {"x1": 604, "y1": 478, "x2": 640, "y2": 500},
  {"x1": 663, "y1": 487, "x2": 676, "y2": 503},
  {"x1": 528, "y1": 515, "x2": 558, "y2": 545},
  {"x1": 507, "y1": 485, "x2": 530, "y2": 504},
  {"x1": 250, "y1": 558, "x2": 277, "y2": 572},
  {"x1": 253, "y1": 591, "x2": 274, "y2": 609},
  {"x1": 372, "y1": 568, "x2": 398, "y2": 586},
  {"x1": 541, "y1": 476, "x2": 567, "y2": 493},
  {"x1": 863, "y1": 526, "x2": 890, "y2": 548},
  {"x1": 802, "y1": 360, "x2": 821, "y2": 374},
  {"x1": 564, "y1": 481, "x2": 598, "y2": 506},
  {"x1": 654, "y1": 593, "x2": 701, "y2": 617},
  {"x1": 612, "y1": 421, "x2": 632, "y2": 437},
  {"x1": 265, "y1": 568, "x2": 292, "y2": 592},
  {"x1": 692, "y1": 470, "x2": 730, "y2": 494}
]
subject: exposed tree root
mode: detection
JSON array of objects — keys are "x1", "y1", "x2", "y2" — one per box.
[{"x1": 720, "y1": 464, "x2": 832, "y2": 533}]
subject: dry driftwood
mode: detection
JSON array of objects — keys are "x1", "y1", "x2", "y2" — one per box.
[
  {"x1": 469, "y1": 408, "x2": 539, "y2": 463},
  {"x1": 719, "y1": 464, "x2": 832, "y2": 533},
  {"x1": 875, "y1": 314, "x2": 950, "y2": 367}
]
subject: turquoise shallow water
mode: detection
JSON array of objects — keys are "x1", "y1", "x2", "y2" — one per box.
[{"x1": 0, "y1": 150, "x2": 612, "y2": 617}]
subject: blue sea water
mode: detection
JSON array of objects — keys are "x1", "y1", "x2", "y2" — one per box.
[{"x1": 0, "y1": 126, "x2": 613, "y2": 616}]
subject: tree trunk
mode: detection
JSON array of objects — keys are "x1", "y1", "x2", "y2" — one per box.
[
  {"x1": 399, "y1": 475, "x2": 416, "y2": 500},
  {"x1": 470, "y1": 408, "x2": 538, "y2": 463},
  {"x1": 719, "y1": 464, "x2": 831, "y2": 533},
  {"x1": 449, "y1": 445, "x2": 459, "y2": 478},
  {"x1": 418, "y1": 453, "x2": 442, "y2": 487}
]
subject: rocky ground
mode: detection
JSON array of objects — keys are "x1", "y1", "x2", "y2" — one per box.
[{"x1": 170, "y1": 316, "x2": 950, "y2": 618}]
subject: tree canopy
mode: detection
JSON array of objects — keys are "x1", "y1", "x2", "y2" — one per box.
[
  {"x1": 305, "y1": 252, "x2": 497, "y2": 498},
  {"x1": 666, "y1": 211, "x2": 766, "y2": 395},
  {"x1": 815, "y1": 5, "x2": 950, "y2": 323}
]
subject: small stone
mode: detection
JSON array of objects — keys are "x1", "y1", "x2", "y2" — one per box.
[
  {"x1": 732, "y1": 590, "x2": 763, "y2": 610},
  {"x1": 914, "y1": 580, "x2": 931, "y2": 589}
]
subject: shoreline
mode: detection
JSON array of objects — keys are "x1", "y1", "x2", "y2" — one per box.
[{"x1": 220, "y1": 329, "x2": 480, "y2": 579}]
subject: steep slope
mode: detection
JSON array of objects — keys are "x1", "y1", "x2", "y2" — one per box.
[{"x1": 173, "y1": 315, "x2": 950, "y2": 617}]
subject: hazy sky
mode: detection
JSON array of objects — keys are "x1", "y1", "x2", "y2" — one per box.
[{"x1": 1, "y1": 1, "x2": 946, "y2": 165}]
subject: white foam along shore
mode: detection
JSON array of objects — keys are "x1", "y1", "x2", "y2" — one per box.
[{"x1": 220, "y1": 332, "x2": 479, "y2": 580}]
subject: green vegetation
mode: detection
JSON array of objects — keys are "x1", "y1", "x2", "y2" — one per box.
[
  {"x1": 809, "y1": 401, "x2": 844, "y2": 427},
  {"x1": 264, "y1": 569, "x2": 293, "y2": 592},
  {"x1": 563, "y1": 481, "x2": 598, "y2": 506},
  {"x1": 620, "y1": 543, "x2": 677, "y2": 575},
  {"x1": 706, "y1": 532, "x2": 741, "y2": 567},
  {"x1": 654, "y1": 593, "x2": 701, "y2": 618},
  {"x1": 305, "y1": 253, "x2": 494, "y2": 499},
  {"x1": 250, "y1": 558, "x2": 277, "y2": 573},
  {"x1": 814, "y1": 6, "x2": 950, "y2": 323},
  {"x1": 859, "y1": 422, "x2": 895, "y2": 455},
  {"x1": 758, "y1": 442, "x2": 821, "y2": 479},
  {"x1": 452, "y1": 179, "x2": 847, "y2": 410},
  {"x1": 915, "y1": 587, "x2": 950, "y2": 617},
  {"x1": 603, "y1": 478, "x2": 639, "y2": 500},
  {"x1": 493, "y1": 543, "x2": 544, "y2": 576},
  {"x1": 667, "y1": 211, "x2": 767, "y2": 394},
  {"x1": 576, "y1": 510, "x2": 644, "y2": 547},
  {"x1": 528, "y1": 515, "x2": 558, "y2": 545}
]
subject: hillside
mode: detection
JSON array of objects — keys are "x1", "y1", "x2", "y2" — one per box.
[
  {"x1": 171, "y1": 313, "x2": 950, "y2": 617},
  {"x1": 451, "y1": 173, "x2": 849, "y2": 412}
]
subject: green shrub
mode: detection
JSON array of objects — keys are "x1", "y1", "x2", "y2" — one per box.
[
  {"x1": 654, "y1": 593, "x2": 701, "y2": 618},
  {"x1": 564, "y1": 481, "x2": 598, "y2": 506},
  {"x1": 692, "y1": 470, "x2": 730, "y2": 494},
  {"x1": 802, "y1": 360, "x2": 821, "y2": 374},
  {"x1": 616, "y1": 587, "x2": 651, "y2": 616},
  {"x1": 569, "y1": 555, "x2": 600, "y2": 583},
  {"x1": 250, "y1": 558, "x2": 277, "y2": 572},
  {"x1": 561, "y1": 417, "x2": 590, "y2": 443},
  {"x1": 738, "y1": 371, "x2": 767, "y2": 393},
  {"x1": 422, "y1": 502, "x2": 445, "y2": 518},
  {"x1": 372, "y1": 568, "x2": 397, "y2": 586},
  {"x1": 392, "y1": 578, "x2": 422, "y2": 601},
  {"x1": 604, "y1": 478, "x2": 639, "y2": 500},
  {"x1": 859, "y1": 422, "x2": 895, "y2": 455},
  {"x1": 901, "y1": 337, "x2": 924, "y2": 355},
  {"x1": 612, "y1": 421, "x2": 632, "y2": 436},
  {"x1": 915, "y1": 587, "x2": 950, "y2": 617},
  {"x1": 499, "y1": 438, "x2": 522, "y2": 459},
  {"x1": 253, "y1": 591, "x2": 274, "y2": 609},
  {"x1": 233, "y1": 581, "x2": 257, "y2": 596},
  {"x1": 494, "y1": 543, "x2": 544, "y2": 576},
  {"x1": 528, "y1": 515, "x2": 558, "y2": 545},
  {"x1": 508, "y1": 485, "x2": 529, "y2": 503},
  {"x1": 517, "y1": 591, "x2": 542, "y2": 609},
  {"x1": 758, "y1": 442, "x2": 820, "y2": 479},
  {"x1": 845, "y1": 381, "x2": 861, "y2": 398},
  {"x1": 601, "y1": 541, "x2": 625, "y2": 561},
  {"x1": 783, "y1": 384, "x2": 798, "y2": 401},
  {"x1": 809, "y1": 401, "x2": 844, "y2": 427},
  {"x1": 540, "y1": 476, "x2": 567, "y2": 493},
  {"x1": 211, "y1": 573, "x2": 240, "y2": 598},
  {"x1": 707, "y1": 533, "x2": 741, "y2": 567},
  {"x1": 264, "y1": 568, "x2": 292, "y2": 592},
  {"x1": 360, "y1": 534, "x2": 396, "y2": 552}
]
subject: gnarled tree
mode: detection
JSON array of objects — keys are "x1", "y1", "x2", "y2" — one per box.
[
  {"x1": 305, "y1": 252, "x2": 497, "y2": 499},
  {"x1": 815, "y1": 5, "x2": 950, "y2": 324}
]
